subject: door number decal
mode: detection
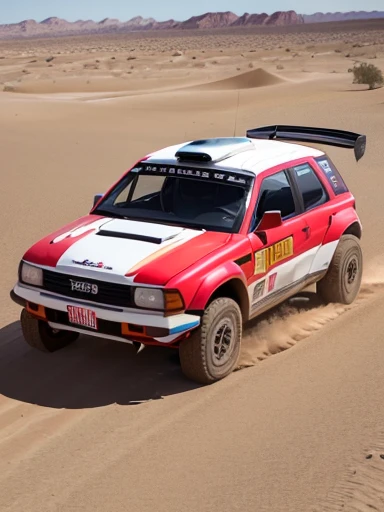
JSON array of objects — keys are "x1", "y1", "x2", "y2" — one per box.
[{"x1": 254, "y1": 236, "x2": 294, "y2": 274}]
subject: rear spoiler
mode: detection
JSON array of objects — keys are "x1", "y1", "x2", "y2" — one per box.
[{"x1": 246, "y1": 125, "x2": 366, "y2": 162}]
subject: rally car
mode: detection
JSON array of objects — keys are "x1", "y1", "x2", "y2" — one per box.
[{"x1": 10, "y1": 125, "x2": 366, "y2": 385}]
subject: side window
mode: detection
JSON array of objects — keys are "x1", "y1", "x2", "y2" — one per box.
[
  {"x1": 250, "y1": 170, "x2": 296, "y2": 231},
  {"x1": 315, "y1": 156, "x2": 349, "y2": 195},
  {"x1": 292, "y1": 163, "x2": 328, "y2": 211}
]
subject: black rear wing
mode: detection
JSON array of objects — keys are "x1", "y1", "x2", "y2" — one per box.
[{"x1": 246, "y1": 125, "x2": 366, "y2": 162}]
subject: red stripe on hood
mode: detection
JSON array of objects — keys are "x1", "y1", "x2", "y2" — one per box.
[{"x1": 23, "y1": 215, "x2": 104, "y2": 267}]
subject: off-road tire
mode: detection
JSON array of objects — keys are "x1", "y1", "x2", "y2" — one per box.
[
  {"x1": 179, "y1": 297, "x2": 242, "y2": 385},
  {"x1": 20, "y1": 309, "x2": 79, "y2": 352},
  {"x1": 316, "y1": 234, "x2": 363, "y2": 305}
]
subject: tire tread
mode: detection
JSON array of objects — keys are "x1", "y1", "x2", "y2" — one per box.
[
  {"x1": 20, "y1": 309, "x2": 78, "y2": 352},
  {"x1": 179, "y1": 297, "x2": 242, "y2": 385},
  {"x1": 317, "y1": 234, "x2": 362, "y2": 305}
]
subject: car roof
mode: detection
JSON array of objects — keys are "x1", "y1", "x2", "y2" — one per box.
[{"x1": 144, "y1": 137, "x2": 325, "y2": 177}]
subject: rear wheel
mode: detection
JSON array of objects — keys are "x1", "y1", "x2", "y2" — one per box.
[
  {"x1": 316, "y1": 234, "x2": 363, "y2": 305},
  {"x1": 179, "y1": 297, "x2": 242, "y2": 385},
  {"x1": 20, "y1": 309, "x2": 79, "y2": 352}
]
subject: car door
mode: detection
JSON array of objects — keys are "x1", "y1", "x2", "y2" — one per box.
[
  {"x1": 246, "y1": 169, "x2": 310, "y2": 316},
  {"x1": 287, "y1": 161, "x2": 335, "y2": 276}
]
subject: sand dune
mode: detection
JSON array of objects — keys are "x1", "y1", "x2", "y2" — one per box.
[
  {"x1": 190, "y1": 67, "x2": 286, "y2": 90},
  {"x1": 1, "y1": 24, "x2": 384, "y2": 512},
  {"x1": 3, "y1": 68, "x2": 287, "y2": 95}
]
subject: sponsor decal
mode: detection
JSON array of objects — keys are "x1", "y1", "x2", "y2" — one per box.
[
  {"x1": 317, "y1": 159, "x2": 333, "y2": 174},
  {"x1": 254, "y1": 236, "x2": 294, "y2": 274},
  {"x1": 138, "y1": 163, "x2": 252, "y2": 187},
  {"x1": 329, "y1": 175, "x2": 339, "y2": 188},
  {"x1": 69, "y1": 279, "x2": 98, "y2": 295},
  {"x1": 295, "y1": 165, "x2": 311, "y2": 177},
  {"x1": 252, "y1": 280, "x2": 265, "y2": 302},
  {"x1": 72, "y1": 259, "x2": 113, "y2": 271},
  {"x1": 268, "y1": 273, "x2": 277, "y2": 293},
  {"x1": 67, "y1": 305, "x2": 98, "y2": 330},
  {"x1": 316, "y1": 157, "x2": 348, "y2": 196}
]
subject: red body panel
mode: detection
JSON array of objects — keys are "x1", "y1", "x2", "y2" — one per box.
[
  {"x1": 167, "y1": 235, "x2": 252, "y2": 308},
  {"x1": 188, "y1": 262, "x2": 248, "y2": 311},
  {"x1": 247, "y1": 217, "x2": 308, "y2": 286},
  {"x1": 130, "y1": 232, "x2": 232, "y2": 286},
  {"x1": 323, "y1": 205, "x2": 361, "y2": 244}
]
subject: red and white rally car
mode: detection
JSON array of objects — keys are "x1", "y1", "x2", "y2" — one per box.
[{"x1": 11, "y1": 125, "x2": 366, "y2": 384}]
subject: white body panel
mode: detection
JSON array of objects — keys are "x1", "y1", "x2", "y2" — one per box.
[
  {"x1": 310, "y1": 240, "x2": 339, "y2": 274},
  {"x1": 146, "y1": 139, "x2": 324, "y2": 176},
  {"x1": 14, "y1": 283, "x2": 200, "y2": 343},
  {"x1": 51, "y1": 218, "x2": 204, "y2": 285},
  {"x1": 248, "y1": 241, "x2": 338, "y2": 313}
]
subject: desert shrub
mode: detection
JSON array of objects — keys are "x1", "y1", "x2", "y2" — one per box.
[{"x1": 351, "y1": 62, "x2": 383, "y2": 90}]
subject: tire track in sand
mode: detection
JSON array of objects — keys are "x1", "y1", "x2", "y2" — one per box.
[
  {"x1": 313, "y1": 430, "x2": 384, "y2": 511},
  {"x1": 238, "y1": 261, "x2": 384, "y2": 369}
]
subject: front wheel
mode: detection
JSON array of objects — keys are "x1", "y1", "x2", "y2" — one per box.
[
  {"x1": 316, "y1": 234, "x2": 363, "y2": 305},
  {"x1": 20, "y1": 309, "x2": 79, "y2": 352},
  {"x1": 179, "y1": 297, "x2": 242, "y2": 385}
]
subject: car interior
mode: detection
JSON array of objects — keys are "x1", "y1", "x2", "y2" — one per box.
[{"x1": 160, "y1": 177, "x2": 246, "y2": 222}]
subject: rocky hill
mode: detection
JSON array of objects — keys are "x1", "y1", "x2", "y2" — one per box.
[
  {"x1": 1, "y1": 9, "x2": 383, "y2": 40},
  {"x1": 303, "y1": 11, "x2": 384, "y2": 23},
  {"x1": 0, "y1": 11, "x2": 303, "y2": 39}
]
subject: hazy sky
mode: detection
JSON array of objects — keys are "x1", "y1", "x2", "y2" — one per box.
[{"x1": 1, "y1": 0, "x2": 383, "y2": 24}]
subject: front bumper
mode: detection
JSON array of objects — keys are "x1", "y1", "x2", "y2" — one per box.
[{"x1": 11, "y1": 283, "x2": 201, "y2": 344}]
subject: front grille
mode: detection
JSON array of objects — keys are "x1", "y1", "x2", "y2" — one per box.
[{"x1": 43, "y1": 269, "x2": 134, "y2": 308}]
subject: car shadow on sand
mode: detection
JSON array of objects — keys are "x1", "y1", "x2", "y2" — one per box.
[{"x1": 0, "y1": 291, "x2": 322, "y2": 410}]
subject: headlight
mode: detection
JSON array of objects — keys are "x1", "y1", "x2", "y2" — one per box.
[
  {"x1": 20, "y1": 262, "x2": 43, "y2": 286},
  {"x1": 134, "y1": 288, "x2": 184, "y2": 312},
  {"x1": 134, "y1": 288, "x2": 164, "y2": 310}
]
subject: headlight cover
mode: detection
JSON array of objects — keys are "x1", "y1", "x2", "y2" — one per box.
[
  {"x1": 134, "y1": 288, "x2": 164, "y2": 310},
  {"x1": 134, "y1": 288, "x2": 185, "y2": 312},
  {"x1": 20, "y1": 262, "x2": 43, "y2": 287}
]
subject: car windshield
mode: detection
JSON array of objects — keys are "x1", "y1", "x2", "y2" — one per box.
[{"x1": 93, "y1": 163, "x2": 253, "y2": 233}]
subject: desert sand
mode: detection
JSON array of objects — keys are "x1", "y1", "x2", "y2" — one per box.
[{"x1": 1, "y1": 20, "x2": 384, "y2": 512}]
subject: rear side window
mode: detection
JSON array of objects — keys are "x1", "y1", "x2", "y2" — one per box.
[
  {"x1": 292, "y1": 163, "x2": 328, "y2": 211},
  {"x1": 315, "y1": 156, "x2": 349, "y2": 195}
]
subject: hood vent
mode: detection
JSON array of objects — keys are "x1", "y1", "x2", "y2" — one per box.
[
  {"x1": 97, "y1": 230, "x2": 174, "y2": 244},
  {"x1": 96, "y1": 219, "x2": 186, "y2": 245}
]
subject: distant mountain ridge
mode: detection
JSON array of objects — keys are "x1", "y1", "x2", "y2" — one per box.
[
  {"x1": 0, "y1": 11, "x2": 303, "y2": 39},
  {"x1": 0, "y1": 10, "x2": 383, "y2": 39},
  {"x1": 303, "y1": 11, "x2": 384, "y2": 23}
]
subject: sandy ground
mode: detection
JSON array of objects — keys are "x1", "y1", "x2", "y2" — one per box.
[{"x1": 1, "y1": 23, "x2": 384, "y2": 512}]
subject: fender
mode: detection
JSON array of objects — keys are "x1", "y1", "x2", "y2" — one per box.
[
  {"x1": 188, "y1": 261, "x2": 249, "y2": 318},
  {"x1": 323, "y1": 206, "x2": 362, "y2": 246}
]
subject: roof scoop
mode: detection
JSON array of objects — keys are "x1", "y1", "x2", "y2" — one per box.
[{"x1": 175, "y1": 137, "x2": 252, "y2": 163}]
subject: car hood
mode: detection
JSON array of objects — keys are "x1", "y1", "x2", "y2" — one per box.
[{"x1": 23, "y1": 215, "x2": 232, "y2": 286}]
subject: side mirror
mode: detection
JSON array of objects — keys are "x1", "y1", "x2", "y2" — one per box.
[
  {"x1": 254, "y1": 211, "x2": 282, "y2": 244},
  {"x1": 93, "y1": 193, "x2": 103, "y2": 207},
  {"x1": 255, "y1": 211, "x2": 282, "y2": 232}
]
